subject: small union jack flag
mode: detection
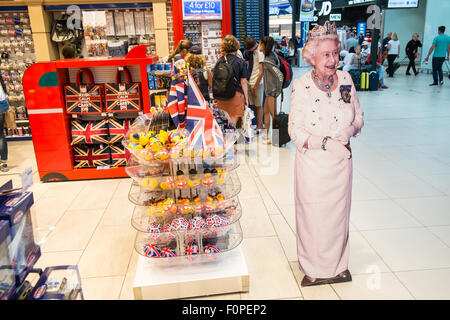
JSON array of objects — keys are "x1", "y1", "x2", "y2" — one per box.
[
  {"x1": 167, "y1": 78, "x2": 187, "y2": 128},
  {"x1": 185, "y1": 73, "x2": 224, "y2": 150},
  {"x1": 143, "y1": 244, "x2": 161, "y2": 258},
  {"x1": 71, "y1": 119, "x2": 109, "y2": 145},
  {"x1": 65, "y1": 84, "x2": 104, "y2": 114},
  {"x1": 73, "y1": 145, "x2": 111, "y2": 168},
  {"x1": 105, "y1": 83, "x2": 141, "y2": 112},
  {"x1": 110, "y1": 144, "x2": 130, "y2": 167}
]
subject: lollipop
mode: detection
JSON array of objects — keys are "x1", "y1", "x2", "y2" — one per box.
[
  {"x1": 170, "y1": 217, "x2": 189, "y2": 232},
  {"x1": 147, "y1": 222, "x2": 163, "y2": 233},
  {"x1": 175, "y1": 172, "x2": 187, "y2": 189},
  {"x1": 160, "y1": 176, "x2": 174, "y2": 190},
  {"x1": 204, "y1": 245, "x2": 221, "y2": 257},
  {"x1": 140, "y1": 177, "x2": 158, "y2": 189},
  {"x1": 187, "y1": 168, "x2": 201, "y2": 188},
  {"x1": 143, "y1": 244, "x2": 161, "y2": 258},
  {"x1": 188, "y1": 216, "x2": 206, "y2": 232},
  {"x1": 192, "y1": 195, "x2": 203, "y2": 213},
  {"x1": 220, "y1": 215, "x2": 230, "y2": 226},
  {"x1": 160, "y1": 247, "x2": 177, "y2": 258},
  {"x1": 162, "y1": 197, "x2": 177, "y2": 214},
  {"x1": 185, "y1": 241, "x2": 200, "y2": 256},
  {"x1": 204, "y1": 195, "x2": 217, "y2": 211},
  {"x1": 206, "y1": 214, "x2": 222, "y2": 229},
  {"x1": 179, "y1": 202, "x2": 194, "y2": 215},
  {"x1": 202, "y1": 169, "x2": 214, "y2": 187}
]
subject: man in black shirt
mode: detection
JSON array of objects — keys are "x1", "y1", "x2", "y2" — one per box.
[{"x1": 405, "y1": 33, "x2": 423, "y2": 75}]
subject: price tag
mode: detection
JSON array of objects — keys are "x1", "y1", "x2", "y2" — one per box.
[{"x1": 21, "y1": 167, "x2": 33, "y2": 192}]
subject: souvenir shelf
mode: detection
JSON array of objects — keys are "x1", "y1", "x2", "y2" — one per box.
[
  {"x1": 0, "y1": 9, "x2": 35, "y2": 141},
  {"x1": 22, "y1": 45, "x2": 158, "y2": 182},
  {"x1": 124, "y1": 105, "x2": 243, "y2": 261}
]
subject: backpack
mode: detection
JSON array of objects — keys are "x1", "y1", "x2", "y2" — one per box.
[
  {"x1": 276, "y1": 54, "x2": 293, "y2": 89},
  {"x1": 212, "y1": 55, "x2": 238, "y2": 101}
]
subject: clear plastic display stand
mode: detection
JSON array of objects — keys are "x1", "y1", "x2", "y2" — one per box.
[{"x1": 133, "y1": 245, "x2": 249, "y2": 300}]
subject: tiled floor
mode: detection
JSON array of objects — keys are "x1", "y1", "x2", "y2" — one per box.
[{"x1": 3, "y1": 66, "x2": 450, "y2": 300}]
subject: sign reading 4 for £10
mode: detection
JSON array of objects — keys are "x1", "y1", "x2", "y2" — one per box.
[{"x1": 183, "y1": 0, "x2": 222, "y2": 20}]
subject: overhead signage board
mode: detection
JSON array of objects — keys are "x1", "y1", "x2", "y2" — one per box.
[
  {"x1": 330, "y1": 13, "x2": 342, "y2": 21},
  {"x1": 300, "y1": 0, "x2": 315, "y2": 22},
  {"x1": 182, "y1": 0, "x2": 222, "y2": 20},
  {"x1": 387, "y1": 0, "x2": 419, "y2": 8}
]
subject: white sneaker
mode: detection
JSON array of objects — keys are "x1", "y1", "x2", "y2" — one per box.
[{"x1": 263, "y1": 136, "x2": 272, "y2": 144}]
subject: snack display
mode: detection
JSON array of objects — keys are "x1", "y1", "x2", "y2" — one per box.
[{"x1": 125, "y1": 71, "x2": 243, "y2": 260}]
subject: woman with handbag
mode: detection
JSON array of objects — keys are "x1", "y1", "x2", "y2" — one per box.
[
  {"x1": 387, "y1": 32, "x2": 400, "y2": 77},
  {"x1": 0, "y1": 76, "x2": 9, "y2": 172}
]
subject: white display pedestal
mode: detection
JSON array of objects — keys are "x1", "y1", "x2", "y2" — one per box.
[{"x1": 133, "y1": 245, "x2": 249, "y2": 300}]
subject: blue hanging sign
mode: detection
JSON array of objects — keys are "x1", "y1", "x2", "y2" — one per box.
[
  {"x1": 182, "y1": 0, "x2": 222, "y2": 20},
  {"x1": 357, "y1": 22, "x2": 366, "y2": 37}
]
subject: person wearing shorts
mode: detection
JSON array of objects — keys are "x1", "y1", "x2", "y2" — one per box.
[
  {"x1": 214, "y1": 35, "x2": 249, "y2": 126},
  {"x1": 243, "y1": 37, "x2": 264, "y2": 131},
  {"x1": 260, "y1": 36, "x2": 283, "y2": 144}
]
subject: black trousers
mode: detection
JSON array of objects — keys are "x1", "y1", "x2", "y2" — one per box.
[
  {"x1": 0, "y1": 113, "x2": 7, "y2": 161},
  {"x1": 387, "y1": 54, "x2": 397, "y2": 77},
  {"x1": 406, "y1": 54, "x2": 417, "y2": 74}
]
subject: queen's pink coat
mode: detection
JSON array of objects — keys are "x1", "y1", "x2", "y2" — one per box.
[{"x1": 288, "y1": 70, "x2": 364, "y2": 278}]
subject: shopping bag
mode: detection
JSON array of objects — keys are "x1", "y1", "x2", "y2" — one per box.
[
  {"x1": 4, "y1": 106, "x2": 16, "y2": 129},
  {"x1": 73, "y1": 145, "x2": 111, "y2": 168},
  {"x1": 71, "y1": 119, "x2": 109, "y2": 145},
  {"x1": 108, "y1": 118, "x2": 131, "y2": 144},
  {"x1": 109, "y1": 143, "x2": 130, "y2": 167},
  {"x1": 64, "y1": 68, "x2": 104, "y2": 114},
  {"x1": 105, "y1": 66, "x2": 141, "y2": 112}
]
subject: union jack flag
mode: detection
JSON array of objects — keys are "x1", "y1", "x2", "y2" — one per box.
[
  {"x1": 105, "y1": 82, "x2": 141, "y2": 112},
  {"x1": 166, "y1": 78, "x2": 187, "y2": 128},
  {"x1": 110, "y1": 144, "x2": 130, "y2": 167},
  {"x1": 185, "y1": 73, "x2": 224, "y2": 150},
  {"x1": 64, "y1": 84, "x2": 104, "y2": 114},
  {"x1": 73, "y1": 145, "x2": 111, "y2": 168},
  {"x1": 71, "y1": 119, "x2": 109, "y2": 145},
  {"x1": 108, "y1": 118, "x2": 131, "y2": 144}
]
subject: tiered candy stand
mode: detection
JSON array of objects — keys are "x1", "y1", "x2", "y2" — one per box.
[{"x1": 124, "y1": 113, "x2": 249, "y2": 299}]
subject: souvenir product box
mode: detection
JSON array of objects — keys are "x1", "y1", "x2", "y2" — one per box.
[
  {"x1": 0, "y1": 192, "x2": 40, "y2": 286},
  {"x1": 0, "y1": 220, "x2": 15, "y2": 300}
]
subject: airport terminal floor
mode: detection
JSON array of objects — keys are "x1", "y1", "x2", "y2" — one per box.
[{"x1": 5, "y1": 66, "x2": 450, "y2": 300}]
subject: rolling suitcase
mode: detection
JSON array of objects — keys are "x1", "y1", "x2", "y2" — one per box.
[
  {"x1": 368, "y1": 71, "x2": 379, "y2": 91},
  {"x1": 349, "y1": 70, "x2": 362, "y2": 91},
  {"x1": 361, "y1": 71, "x2": 369, "y2": 90},
  {"x1": 272, "y1": 100, "x2": 290, "y2": 147}
]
